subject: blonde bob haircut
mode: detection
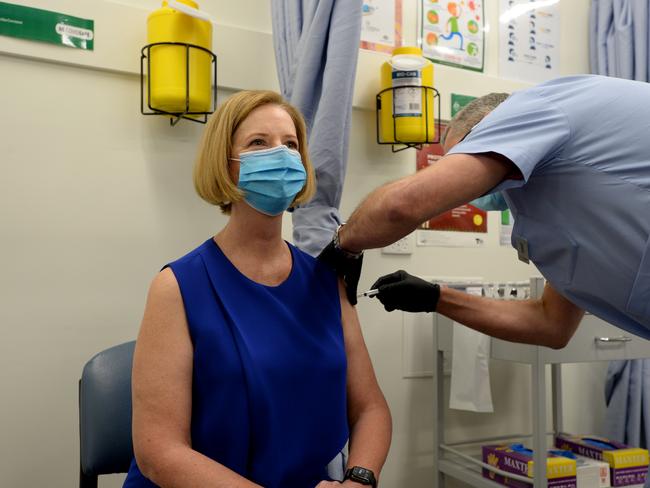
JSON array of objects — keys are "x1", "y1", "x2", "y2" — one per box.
[{"x1": 193, "y1": 90, "x2": 316, "y2": 214}]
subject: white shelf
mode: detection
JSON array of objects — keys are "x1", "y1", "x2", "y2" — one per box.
[
  {"x1": 431, "y1": 277, "x2": 650, "y2": 488},
  {"x1": 439, "y1": 459, "x2": 510, "y2": 488}
]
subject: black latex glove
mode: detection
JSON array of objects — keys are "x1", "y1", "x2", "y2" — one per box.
[
  {"x1": 371, "y1": 270, "x2": 440, "y2": 312},
  {"x1": 318, "y1": 239, "x2": 363, "y2": 306}
]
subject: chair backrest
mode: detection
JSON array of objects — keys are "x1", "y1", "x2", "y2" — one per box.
[{"x1": 79, "y1": 341, "x2": 136, "y2": 487}]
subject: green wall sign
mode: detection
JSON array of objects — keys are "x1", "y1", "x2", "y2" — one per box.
[
  {"x1": 450, "y1": 93, "x2": 476, "y2": 118},
  {"x1": 501, "y1": 209, "x2": 511, "y2": 225},
  {"x1": 0, "y1": 2, "x2": 93, "y2": 50}
]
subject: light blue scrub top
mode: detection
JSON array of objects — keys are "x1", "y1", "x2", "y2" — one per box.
[{"x1": 448, "y1": 75, "x2": 650, "y2": 339}]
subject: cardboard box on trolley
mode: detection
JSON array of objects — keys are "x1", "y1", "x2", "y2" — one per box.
[
  {"x1": 482, "y1": 444, "x2": 577, "y2": 488},
  {"x1": 555, "y1": 434, "x2": 649, "y2": 487}
]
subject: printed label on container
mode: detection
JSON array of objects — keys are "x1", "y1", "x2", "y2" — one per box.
[{"x1": 392, "y1": 70, "x2": 422, "y2": 117}]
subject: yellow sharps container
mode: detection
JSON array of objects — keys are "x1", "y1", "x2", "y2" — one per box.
[
  {"x1": 379, "y1": 47, "x2": 435, "y2": 144},
  {"x1": 147, "y1": 0, "x2": 212, "y2": 113}
]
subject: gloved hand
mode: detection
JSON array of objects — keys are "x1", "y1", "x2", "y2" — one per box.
[
  {"x1": 371, "y1": 270, "x2": 441, "y2": 312},
  {"x1": 318, "y1": 238, "x2": 364, "y2": 306}
]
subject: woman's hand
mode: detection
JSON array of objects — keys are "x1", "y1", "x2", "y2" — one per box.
[
  {"x1": 315, "y1": 481, "x2": 361, "y2": 487},
  {"x1": 315, "y1": 481, "x2": 339, "y2": 487}
]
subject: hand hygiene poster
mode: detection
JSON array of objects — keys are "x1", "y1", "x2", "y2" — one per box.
[
  {"x1": 420, "y1": 0, "x2": 485, "y2": 72},
  {"x1": 416, "y1": 124, "x2": 488, "y2": 247},
  {"x1": 361, "y1": 0, "x2": 402, "y2": 53},
  {"x1": 498, "y1": 0, "x2": 560, "y2": 83}
]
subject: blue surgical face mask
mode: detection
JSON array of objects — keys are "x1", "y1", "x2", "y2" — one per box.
[
  {"x1": 231, "y1": 145, "x2": 307, "y2": 216},
  {"x1": 470, "y1": 192, "x2": 509, "y2": 211}
]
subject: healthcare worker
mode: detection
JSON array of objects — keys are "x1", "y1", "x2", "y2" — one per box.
[{"x1": 320, "y1": 75, "x2": 650, "y2": 348}]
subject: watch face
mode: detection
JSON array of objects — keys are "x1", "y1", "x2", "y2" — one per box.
[
  {"x1": 352, "y1": 467, "x2": 370, "y2": 479},
  {"x1": 347, "y1": 466, "x2": 375, "y2": 486}
]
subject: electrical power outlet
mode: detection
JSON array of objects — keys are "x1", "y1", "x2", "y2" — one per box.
[
  {"x1": 429, "y1": 276, "x2": 484, "y2": 287},
  {"x1": 443, "y1": 353, "x2": 452, "y2": 376},
  {"x1": 382, "y1": 234, "x2": 414, "y2": 254}
]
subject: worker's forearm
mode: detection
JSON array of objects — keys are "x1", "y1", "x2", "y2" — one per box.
[
  {"x1": 436, "y1": 287, "x2": 564, "y2": 348},
  {"x1": 339, "y1": 154, "x2": 513, "y2": 253},
  {"x1": 340, "y1": 179, "x2": 422, "y2": 253},
  {"x1": 346, "y1": 403, "x2": 392, "y2": 481}
]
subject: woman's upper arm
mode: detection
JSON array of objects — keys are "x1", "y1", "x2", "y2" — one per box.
[
  {"x1": 132, "y1": 267, "x2": 194, "y2": 468},
  {"x1": 338, "y1": 279, "x2": 387, "y2": 421}
]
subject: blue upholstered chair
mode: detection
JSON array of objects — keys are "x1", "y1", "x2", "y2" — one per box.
[{"x1": 79, "y1": 341, "x2": 135, "y2": 488}]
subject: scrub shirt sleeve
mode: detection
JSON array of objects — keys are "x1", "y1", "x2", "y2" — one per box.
[{"x1": 447, "y1": 89, "x2": 571, "y2": 193}]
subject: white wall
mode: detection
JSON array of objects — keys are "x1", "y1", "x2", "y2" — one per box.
[{"x1": 0, "y1": 1, "x2": 607, "y2": 487}]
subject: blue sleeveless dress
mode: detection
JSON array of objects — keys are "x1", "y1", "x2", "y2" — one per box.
[{"x1": 123, "y1": 238, "x2": 349, "y2": 488}]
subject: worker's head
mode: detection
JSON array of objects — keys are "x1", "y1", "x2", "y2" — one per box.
[
  {"x1": 442, "y1": 92, "x2": 510, "y2": 153},
  {"x1": 448, "y1": 2, "x2": 459, "y2": 16},
  {"x1": 194, "y1": 90, "x2": 315, "y2": 215}
]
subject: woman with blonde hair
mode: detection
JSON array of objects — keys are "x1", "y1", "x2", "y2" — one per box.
[{"x1": 122, "y1": 90, "x2": 391, "y2": 488}]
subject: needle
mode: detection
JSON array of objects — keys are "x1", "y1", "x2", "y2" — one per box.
[{"x1": 357, "y1": 289, "x2": 379, "y2": 298}]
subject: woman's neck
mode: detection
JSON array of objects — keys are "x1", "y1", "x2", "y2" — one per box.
[
  {"x1": 215, "y1": 204, "x2": 286, "y2": 259},
  {"x1": 214, "y1": 204, "x2": 292, "y2": 286}
]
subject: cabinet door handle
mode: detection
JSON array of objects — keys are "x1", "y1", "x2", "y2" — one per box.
[{"x1": 595, "y1": 336, "x2": 632, "y2": 343}]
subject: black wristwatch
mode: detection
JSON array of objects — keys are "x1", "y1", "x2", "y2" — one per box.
[{"x1": 344, "y1": 466, "x2": 377, "y2": 487}]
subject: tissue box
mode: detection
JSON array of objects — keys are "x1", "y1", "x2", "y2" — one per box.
[
  {"x1": 555, "y1": 434, "x2": 649, "y2": 487},
  {"x1": 574, "y1": 454, "x2": 611, "y2": 488},
  {"x1": 482, "y1": 444, "x2": 577, "y2": 488},
  {"x1": 551, "y1": 450, "x2": 611, "y2": 488}
]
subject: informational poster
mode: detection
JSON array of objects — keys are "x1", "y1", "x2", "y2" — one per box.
[
  {"x1": 415, "y1": 123, "x2": 488, "y2": 247},
  {"x1": 500, "y1": 209, "x2": 513, "y2": 246},
  {"x1": 451, "y1": 93, "x2": 476, "y2": 118},
  {"x1": 361, "y1": 0, "x2": 402, "y2": 53},
  {"x1": 498, "y1": 0, "x2": 560, "y2": 83},
  {"x1": 420, "y1": 0, "x2": 485, "y2": 72},
  {"x1": 0, "y1": 1, "x2": 94, "y2": 50}
]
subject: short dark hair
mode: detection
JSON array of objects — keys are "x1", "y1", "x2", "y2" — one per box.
[{"x1": 442, "y1": 92, "x2": 510, "y2": 145}]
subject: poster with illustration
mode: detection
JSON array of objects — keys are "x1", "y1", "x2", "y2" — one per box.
[
  {"x1": 420, "y1": 0, "x2": 485, "y2": 72},
  {"x1": 415, "y1": 124, "x2": 488, "y2": 247},
  {"x1": 500, "y1": 208, "x2": 513, "y2": 246},
  {"x1": 498, "y1": 0, "x2": 560, "y2": 83},
  {"x1": 451, "y1": 93, "x2": 476, "y2": 117},
  {"x1": 361, "y1": 0, "x2": 402, "y2": 53}
]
